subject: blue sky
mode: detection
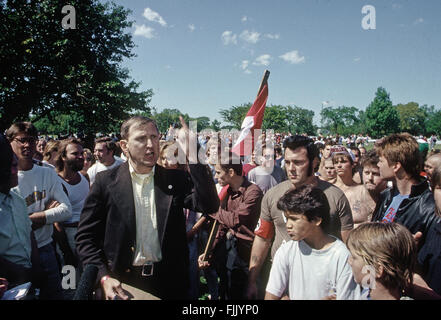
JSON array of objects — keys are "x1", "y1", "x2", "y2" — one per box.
[{"x1": 112, "y1": 0, "x2": 441, "y2": 125}]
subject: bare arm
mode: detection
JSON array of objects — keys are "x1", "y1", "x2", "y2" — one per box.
[
  {"x1": 247, "y1": 235, "x2": 272, "y2": 299},
  {"x1": 264, "y1": 291, "x2": 281, "y2": 300}
]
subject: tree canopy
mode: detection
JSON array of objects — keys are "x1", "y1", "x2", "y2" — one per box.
[{"x1": 0, "y1": 0, "x2": 152, "y2": 133}]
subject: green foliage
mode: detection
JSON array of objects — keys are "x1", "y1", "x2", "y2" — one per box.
[
  {"x1": 151, "y1": 107, "x2": 190, "y2": 133},
  {"x1": 0, "y1": 0, "x2": 152, "y2": 133},
  {"x1": 320, "y1": 105, "x2": 362, "y2": 136},
  {"x1": 220, "y1": 103, "x2": 316, "y2": 135},
  {"x1": 219, "y1": 103, "x2": 251, "y2": 129},
  {"x1": 395, "y1": 102, "x2": 426, "y2": 135},
  {"x1": 365, "y1": 87, "x2": 400, "y2": 138},
  {"x1": 210, "y1": 119, "x2": 221, "y2": 131},
  {"x1": 425, "y1": 110, "x2": 441, "y2": 136}
]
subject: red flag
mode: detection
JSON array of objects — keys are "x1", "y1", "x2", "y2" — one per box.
[{"x1": 232, "y1": 83, "x2": 268, "y2": 156}]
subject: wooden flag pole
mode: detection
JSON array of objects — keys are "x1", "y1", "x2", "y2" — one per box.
[
  {"x1": 256, "y1": 69, "x2": 270, "y2": 99},
  {"x1": 202, "y1": 219, "x2": 219, "y2": 261},
  {"x1": 202, "y1": 70, "x2": 270, "y2": 261}
]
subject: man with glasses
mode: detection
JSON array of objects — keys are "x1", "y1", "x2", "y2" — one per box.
[{"x1": 6, "y1": 122, "x2": 72, "y2": 300}]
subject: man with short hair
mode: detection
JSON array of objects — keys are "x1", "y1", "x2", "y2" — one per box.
[
  {"x1": 87, "y1": 137, "x2": 123, "y2": 185},
  {"x1": 332, "y1": 146, "x2": 369, "y2": 227},
  {"x1": 247, "y1": 135, "x2": 353, "y2": 299},
  {"x1": 349, "y1": 146, "x2": 363, "y2": 184},
  {"x1": 6, "y1": 122, "x2": 72, "y2": 300},
  {"x1": 247, "y1": 146, "x2": 287, "y2": 194},
  {"x1": 76, "y1": 116, "x2": 219, "y2": 300},
  {"x1": 0, "y1": 134, "x2": 41, "y2": 293},
  {"x1": 265, "y1": 186, "x2": 360, "y2": 300},
  {"x1": 424, "y1": 153, "x2": 441, "y2": 184},
  {"x1": 372, "y1": 133, "x2": 441, "y2": 289},
  {"x1": 199, "y1": 153, "x2": 263, "y2": 300},
  {"x1": 358, "y1": 150, "x2": 387, "y2": 224}
]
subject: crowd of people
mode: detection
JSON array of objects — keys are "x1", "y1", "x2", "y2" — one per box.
[{"x1": 1, "y1": 117, "x2": 441, "y2": 301}]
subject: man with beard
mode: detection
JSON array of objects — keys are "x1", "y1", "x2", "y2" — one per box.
[{"x1": 54, "y1": 139, "x2": 90, "y2": 274}]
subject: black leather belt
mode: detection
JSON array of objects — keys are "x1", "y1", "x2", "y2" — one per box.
[{"x1": 132, "y1": 262, "x2": 155, "y2": 277}]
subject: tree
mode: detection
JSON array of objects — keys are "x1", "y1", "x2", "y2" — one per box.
[
  {"x1": 151, "y1": 107, "x2": 189, "y2": 133},
  {"x1": 210, "y1": 119, "x2": 221, "y2": 131},
  {"x1": 262, "y1": 105, "x2": 289, "y2": 132},
  {"x1": 395, "y1": 102, "x2": 426, "y2": 135},
  {"x1": 425, "y1": 109, "x2": 441, "y2": 136},
  {"x1": 285, "y1": 106, "x2": 316, "y2": 135},
  {"x1": 365, "y1": 87, "x2": 400, "y2": 138},
  {"x1": 219, "y1": 103, "x2": 316, "y2": 135},
  {"x1": 320, "y1": 106, "x2": 360, "y2": 136},
  {"x1": 0, "y1": 0, "x2": 152, "y2": 133},
  {"x1": 219, "y1": 103, "x2": 250, "y2": 129}
]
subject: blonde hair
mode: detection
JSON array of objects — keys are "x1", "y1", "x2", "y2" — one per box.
[
  {"x1": 347, "y1": 222, "x2": 416, "y2": 293},
  {"x1": 43, "y1": 140, "x2": 60, "y2": 162}
]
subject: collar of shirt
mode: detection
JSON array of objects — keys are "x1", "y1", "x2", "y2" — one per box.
[
  {"x1": 0, "y1": 192, "x2": 10, "y2": 206},
  {"x1": 128, "y1": 161, "x2": 155, "y2": 184},
  {"x1": 227, "y1": 177, "x2": 251, "y2": 199}
]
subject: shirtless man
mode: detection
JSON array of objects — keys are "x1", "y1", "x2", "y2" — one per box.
[
  {"x1": 332, "y1": 146, "x2": 368, "y2": 227},
  {"x1": 359, "y1": 150, "x2": 387, "y2": 223}
]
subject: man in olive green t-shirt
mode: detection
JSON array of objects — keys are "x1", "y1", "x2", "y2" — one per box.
[{"x1": 247, "y1": 135, "x2": 353, "y2": 299}]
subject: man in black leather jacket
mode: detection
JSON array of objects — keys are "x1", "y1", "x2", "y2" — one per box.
[{"x1": 372, "y1": 133, "x2": 441, "y2": 294}]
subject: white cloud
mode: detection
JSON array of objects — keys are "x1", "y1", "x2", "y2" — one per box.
[
  {"x1": 240, "y1": 60, "x2": 249, "y2": 70},
  {"x1": 143, "y1": 8, "x2": 167, "y2": 27},
  {"x1": 133, "y1": 24, "x2": 156, "y2": 39},
  {"x1": 221, "y1": 31, "x2": 237, "y2": 45},
  {"x1": 265, "y1": 33, "x2": 280, "y2": 40},
  {"x1": 354, "y1": 57, "x2": 361, "y2": 62},
  {"x1": 253, "y1": 54, "x2": 271, "y2": 66},
  {"x1": 244, "y1": 69, "x2": 252, "y2": 74},
  {"x1": 279, "y1": 50, "x2": 305, "y2": 64},
  {"x1": 392, "y1": 3, "x2": 402, "y2": 9},
  {"x1": 413, "y1": 18, "x2": 424, "y2": 25},
  {"x1": 241, "y1": 16, "x2": 248, "y2": 22},
  {"x1": 240, "y1": 30, "x2": 260, "y2": 44},
  {"x1": 188, "y1": 24, "x2": 195, "y2": 32}
]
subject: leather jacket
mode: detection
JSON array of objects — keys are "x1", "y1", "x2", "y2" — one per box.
[{"x1": 372, "y1": 179, "x2": 441, "y2": 293}]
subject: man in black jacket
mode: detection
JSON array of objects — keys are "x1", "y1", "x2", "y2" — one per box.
[
  {"x1": 76, "y1": 116, "x2": 219, "y2": 300},
  {"x1": 372, "y1": 133, "x2": 441, "y2": 291}
]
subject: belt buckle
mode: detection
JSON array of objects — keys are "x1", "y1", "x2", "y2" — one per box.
[{"x1": 141, "y1": 262, "x2": 154, "y2": 277}]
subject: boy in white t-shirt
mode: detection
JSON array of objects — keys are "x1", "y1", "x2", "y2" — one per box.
[{"x1": 265, "y1": 185, "x2": 360, "y2": 300}]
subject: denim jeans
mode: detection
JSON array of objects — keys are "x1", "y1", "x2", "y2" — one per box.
[{"x1": 38, "y1": 242, "x2": 64, "y2": 300}]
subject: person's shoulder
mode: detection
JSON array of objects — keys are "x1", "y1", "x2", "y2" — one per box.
[
  {"x1": 327, "y1": 237, "x2": 351, "y2": 259},
  {"x1": 317, "y1": 179, "x2": 345, "y2": 197},
  {"x1": 245, "y1": 179, "x2": 264, "y2": 194},
  {"x1": 264, "y1": 180, "x2": 291, "y2": 199},
  {"x1": 277, "y1": 240, "x2": 297, "y2": 255}
]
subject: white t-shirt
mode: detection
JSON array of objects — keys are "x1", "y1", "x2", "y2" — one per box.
[
  {"x1": 12, "y1": 165, "x2": 72, "y2": 248},
  {"x1": 266, "y1": 237, "x2": 361, "y2": 300},
  {"x1": 59, "y1": 174, "x2": 90, "y2": 224},
  {"x1": 87, "y1": 157, "x2": 124, "y2": 185}
]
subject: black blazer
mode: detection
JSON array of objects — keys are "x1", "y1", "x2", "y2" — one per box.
[{"x1": 75, "y1": 162, "x2": 219, "y2": 299}]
